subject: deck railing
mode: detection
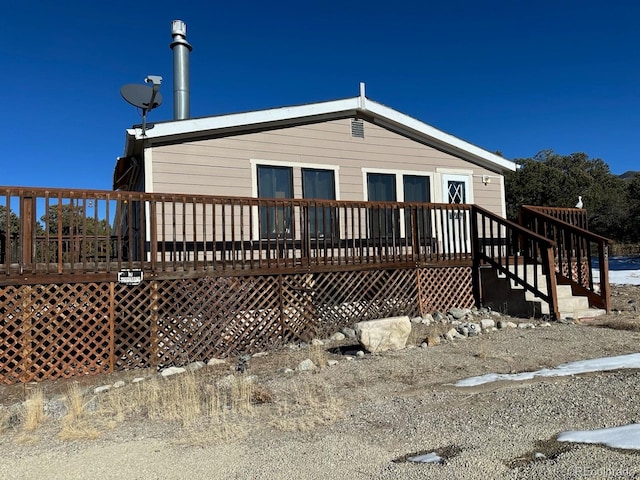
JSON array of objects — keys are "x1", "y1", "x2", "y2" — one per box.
[
  {"x1": 521, "y1": 205, "x2": 588, "y2": 230},
  {"x1": 519, "y1": 206, "x2": 610, "y2": 312},
  {"x1": 1, "y1": 186, "x2": 474, "y2": 281},
  {"x1": 471, "y1": 205, "x2": 560, "y2": 319}
]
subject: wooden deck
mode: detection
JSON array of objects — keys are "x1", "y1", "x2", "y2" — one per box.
[
  {"x1": 0, "y1": 186, "x2": 611, "y2": 384},
  {"x1": 1, "y1": 186, "x2": 475, "y2": 281}
]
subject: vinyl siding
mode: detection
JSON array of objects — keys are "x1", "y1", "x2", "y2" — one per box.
[{"x1": 149, "y1": 118, "x2": 505, "y2": 216}]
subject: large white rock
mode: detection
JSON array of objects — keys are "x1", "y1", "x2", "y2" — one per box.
[
  {"x1": 296, "y1": 358, "x2": 317, "y2": 371},
  {"x1": 160, "y1": 366, "x2": 186, "y2": 377},
  {"x1": 207, "y1": 358, "x2": 227, "y2": 366},
  {"x1": 354, "y1": 316, "x2": 412, "y2": 353},
  {"x1": 480, "y1": 319, "x2": 495, "y2": 330}
]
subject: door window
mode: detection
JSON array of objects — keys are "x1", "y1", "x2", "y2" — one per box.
[{"x1": 447, "y1": 180, "x2": 466, "y2": 204}]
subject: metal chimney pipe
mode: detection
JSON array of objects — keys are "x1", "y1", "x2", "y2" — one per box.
[{"x1": 170, "y1": 20, "x2": 192, "y2": 120}]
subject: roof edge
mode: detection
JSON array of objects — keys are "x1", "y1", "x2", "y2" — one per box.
[
  {"x1": 363, "y1": 99, "x2": 515, "y2": 172},
  {"x1": 123, "y1": 95, "x2": 516, "y2": 173}
]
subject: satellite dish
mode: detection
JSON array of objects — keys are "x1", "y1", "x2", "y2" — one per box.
[
  {"x1": 120, "y1": 84, "x2": 163, "y2": 110},
  {"x1": 120, "y1": 76, "x2": 163, "y2": 137}
]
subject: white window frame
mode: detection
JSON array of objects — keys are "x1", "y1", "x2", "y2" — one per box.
[
  {"x1": 435, "y1": 168, "x2": 474, "y2": 204},
  {"x1": 361, "y1": 167, "x2": 434, "y2": 238},
  {"x1": 250, "y1": 159, "x2": 340, "y2": 199},
  {"x1": 441, "y1": 173, "x2": 472, "y2": 205},
  {"x1": 250, "y1": 159, "x2": 341, "y2": 240}
]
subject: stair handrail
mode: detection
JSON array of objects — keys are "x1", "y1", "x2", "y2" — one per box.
[
  {"x1": 471, "y1": 205, "x2": 560, "y2": 320},
  {"x1": 519, "y1": 206, "x2": 611, "y2": 312},
  {"x1": 522, "y1": 205, "x2": 589, "y2": 230}
]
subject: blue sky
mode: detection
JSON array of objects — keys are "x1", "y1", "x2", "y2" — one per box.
[{"x1": 3, "y1": 0, "x2": 639, "y2": 189}]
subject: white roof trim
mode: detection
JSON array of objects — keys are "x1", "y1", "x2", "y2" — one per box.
[
  {"x1": 365, "y1": 101, "x2": 514, "y2": 172},
  {"x1": 129, "y1": 98, "x2": 359, "y2": 140},
  {"x1": 125, "y1": 96, "x2": 515, "y2": 172}
]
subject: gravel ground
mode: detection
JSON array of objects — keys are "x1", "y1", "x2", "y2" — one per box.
[{"x1": 1, "y1": 286, "x2": 639, "y2": 480}]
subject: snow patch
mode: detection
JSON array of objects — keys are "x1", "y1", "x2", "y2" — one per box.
[
  {"x1": 407, "y1": 452, "x2": 443, "y2": 464},
  {"x1": 558, "y1": 424, "x2": 640, "y2": 450},
  {"x1": 455, "y1": 353, "x2": 640, "y2": 387}
]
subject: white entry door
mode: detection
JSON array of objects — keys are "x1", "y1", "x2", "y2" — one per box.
[{"x1": 441, "y1": 174, "x2": 471, "y2": 254}]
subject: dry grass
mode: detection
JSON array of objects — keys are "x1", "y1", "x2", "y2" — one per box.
[
  {"x1": 58, "y1": 383, "x2": 101, "y2": 441},
  {"x1": 15, "y1": 433, "x2": 40, "y2": 445},
  {"x1": 0, "y1": 406, "x2": 12, "y2": 435},
  {"x1": 309, "y1": 343, "x2": 328, "y2": 369},
  {"x1": 97, "y1": 371, "x2": 265, "y2": 428},
  {"x1": 4, "y1": 364, "x2": 346, "y2": 446},
  {"x1": 21, "y1": 388, "x2": 46, "y2": 432},
  {"x1": 270, "y1": 379, "x2": 344, "y2": 432},
  {"x1": 229, "y1": 373, "x2": 255, "y2": 413},
  {"x1": 64, "y1": 383, "x2": 89, "y2": 421},
  {"x1": 58, "y1": 421, "x2": 101, "y2": 441}
]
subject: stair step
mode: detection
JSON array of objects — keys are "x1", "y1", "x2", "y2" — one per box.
[
  {"x1": 529, "y1": 292, "x2": 590, "y2": 316},
  {"x1": 505, "y1": 264, "x2": 545, "y2": 277},
  {"x1": 524, "y1": 284, "x2": 573, "y2": 300},
  {"x1": 490, "y1": 263, "x2": 602, "y2": 320},
  {"x1": 573, "y1": 308, "x2": 607, "y2": 319}
]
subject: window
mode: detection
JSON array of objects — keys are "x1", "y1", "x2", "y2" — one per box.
[
  {"x1": 447, "y1": 180, "x2": 466, "y2": 204},
  {"x1": 442, "y1": 174, "x2": 470, "y2": 221},
  {"x1": 367, "y1": 173, "x2": 396, "y2": 202},
  {"x1": 367, "y1": 173, "x2": 399, "y2": 237},
  {"x1": 403, "y1": 175, "x2": 430, "y2": 203},
  {"x1": 302, "y1": 168, "x2": 337, "y2": 239},
  {"x1": 403, "y1": 175, "x2": 431, "y2": 244},
  {"x1": 257, "y1": 165, "x2": 293, "y2": 239}
]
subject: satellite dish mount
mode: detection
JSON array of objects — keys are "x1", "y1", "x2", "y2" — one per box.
[{"x1": 120, "y1": 75, "x2": 164, "y2": 136}]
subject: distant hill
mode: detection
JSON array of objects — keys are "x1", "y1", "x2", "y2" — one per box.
[{"x1": 619, "y1": 171, "x2": 640, "y2": 181}]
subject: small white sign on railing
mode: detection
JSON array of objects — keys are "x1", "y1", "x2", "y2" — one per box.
[{"x1": 117, "y1": 270, "x2": 143, "y2": 285}]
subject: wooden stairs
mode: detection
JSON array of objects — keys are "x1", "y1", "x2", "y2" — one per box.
[
  {"x1": 473, "y1": 204, "x2": 611, "y2": 321},
  {"x1": 501, "y1": 264, "x2": 606, "y2": 320}
]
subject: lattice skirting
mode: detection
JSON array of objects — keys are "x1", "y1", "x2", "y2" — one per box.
[
  {"x1": 1, "y1": 266, "x2": 473, "y2": 384},
  {"x1": 417, "y1": 266, "x2": 474, "y2": 313}
]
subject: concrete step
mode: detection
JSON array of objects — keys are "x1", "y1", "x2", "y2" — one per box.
[
  {"x1": 573, "y1": 308, "x2": 607, "y2": 319},
  {"x1": 497, "y1": 266, "x2": 546, "y2": 280},
  {"x1": 524, "y1": 284, "x2": 573, "y2": 301},
  {"x1": 488, "y1": 263, "x2": 604, "y2": 320},
  {"x1": 499, "y1": 263, "x2": 598, "y2": 319}
]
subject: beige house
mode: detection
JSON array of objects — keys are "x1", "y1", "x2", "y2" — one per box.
[{"x1": 114, "y1": 86, "x2": 516, "y2": 219}]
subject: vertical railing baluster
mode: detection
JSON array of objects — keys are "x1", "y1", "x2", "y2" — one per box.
[
  {"x1": 212, "y1": 199, "x2": 218, "y2": 270},
  {"x1": 57, "y1": 193, "x2": 64, "y2": 273},
  {"x1": 150, "y1": 200, "x2": 157, "y2": 273},
  {"x1": 192, "y1": 197, "x2": 198, "y2": 272}
]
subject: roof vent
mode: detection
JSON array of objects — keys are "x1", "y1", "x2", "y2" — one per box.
[{"x1": 351, "y1": 119, "x2": 364, "y2": 138}]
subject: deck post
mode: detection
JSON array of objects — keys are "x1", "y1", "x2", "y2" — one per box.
[
  {"x1": 598, "y1": 242, "x2": 611, "y2": 313},
  {"x1": 470, "y1": 206, "x2": 482, "y2": 308},
  {"x1": 542, "y1": 245, "x2": 560, "y2": 320}
]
